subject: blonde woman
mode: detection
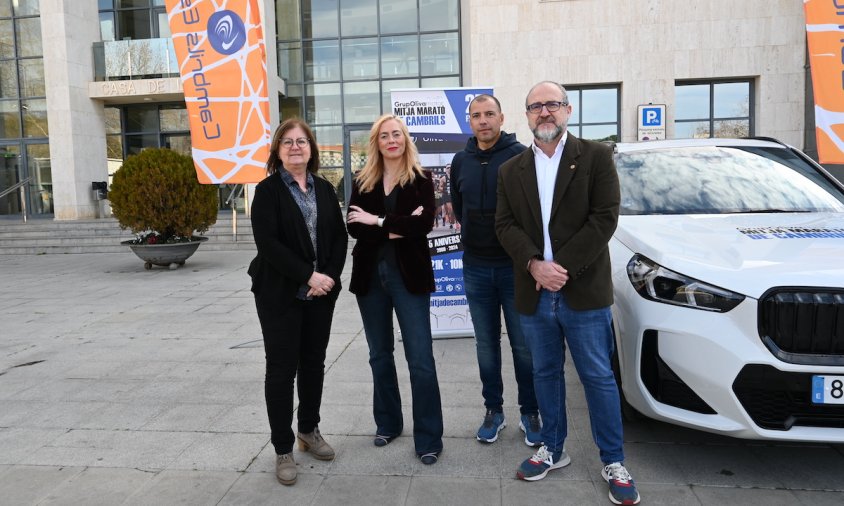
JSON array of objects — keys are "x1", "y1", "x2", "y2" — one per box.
[{"x1": 346, "y1": 114, "x2": 444, "y2": 465}]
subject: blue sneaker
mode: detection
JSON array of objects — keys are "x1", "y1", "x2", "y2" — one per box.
[
  {"x1": 602, "y1": 462, "x2": 640, "y2": 505},
  {"x1": 516, "y1": 445, "x2": 570, "y2": 481},
  {"x1": 476, "y1": 409, "x2": 506, "y2": 443},
  {"x1": 519, "y1": 413, "x2": 542, "y2": 447}
]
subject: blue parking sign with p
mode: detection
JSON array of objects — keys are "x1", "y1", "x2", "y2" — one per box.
[{"x1": 643, "y1": 107, "x2": 662, "y2": 126}]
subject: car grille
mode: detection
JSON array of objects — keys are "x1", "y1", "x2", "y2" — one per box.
[
  {"x1": 758, "y1": 288, "x2": 844, "y2": 365},
  {"x1": 733, "y1": 364, "x2": 844, "y2": 430}
]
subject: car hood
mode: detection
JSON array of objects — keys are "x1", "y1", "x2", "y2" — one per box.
[{"x1": 613, "y1": 213, "x2": 844, "y2": 298}]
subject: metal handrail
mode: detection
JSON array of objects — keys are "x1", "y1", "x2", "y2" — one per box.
[
  {"x1": 0, "y1": 177, "x2": 32, "y2": 223},
  {"x1": 225, "y1": 184, "x2": 245, "y2": 206},
  {"x1": 225, "y1": 185, "x2": 245, "y2": 242},
  {"x1": 0, "y1": 177, "x2": 31, "y2": 199}
]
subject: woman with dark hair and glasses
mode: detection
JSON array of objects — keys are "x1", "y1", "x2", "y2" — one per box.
[
  {"x1": 346, "y1": 114, "x2": 444, "y2": 465},
  {"x1": 248, "y1": 118, "x2": 348, "y2": 486}
]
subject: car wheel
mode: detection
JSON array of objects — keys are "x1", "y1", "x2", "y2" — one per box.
[{"x1": 611, "y1": 347, "x2": 642, "y2": 422}]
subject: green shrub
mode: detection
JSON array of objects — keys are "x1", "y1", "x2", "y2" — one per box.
[{"x1": 109, "y1": 148, "x2": 218, "y2": 243}]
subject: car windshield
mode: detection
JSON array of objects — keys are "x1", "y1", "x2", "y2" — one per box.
[{"x1": 615, "y1": 146, "x2": 844, "y2": 215}]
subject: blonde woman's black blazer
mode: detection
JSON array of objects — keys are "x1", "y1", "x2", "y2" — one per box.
[{"x1": 347, "y1": 170, "x2": 436, "y2": 296}]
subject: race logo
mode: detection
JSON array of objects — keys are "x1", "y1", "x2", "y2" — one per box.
[{"x1": 207, "y1": 10, "x2": 246, "y2": 55}]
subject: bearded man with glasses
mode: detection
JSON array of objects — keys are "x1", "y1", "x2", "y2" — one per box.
[{"x1": 495, "y1": 81, "x2": 640, "y2": 505}]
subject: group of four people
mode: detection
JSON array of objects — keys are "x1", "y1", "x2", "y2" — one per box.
[{"x1": 247, "y1": 80, "x2": 640, "y2": 505}]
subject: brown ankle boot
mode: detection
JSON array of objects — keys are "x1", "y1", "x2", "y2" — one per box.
[
  {"x1": 275, "y1": 452, "x2": 296, "y2": 485},
  {"x1": 296, "y1": 427, "x2": 335, "y2": 460}
]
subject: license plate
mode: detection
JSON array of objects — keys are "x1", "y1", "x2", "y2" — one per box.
[{"x1": 811, "y1": 375, "x2": 844, "y2": 404}]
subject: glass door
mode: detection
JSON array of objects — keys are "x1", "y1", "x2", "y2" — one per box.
[
  {"x1": 342, "y1": 125, "x2": 370, "y2": 206},
  {"x1": 0, "y1": 144, "x2": 23, "y2": 217}
]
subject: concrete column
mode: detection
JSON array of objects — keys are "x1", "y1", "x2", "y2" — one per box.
[{"x1": 41, "y1": 0, "x2": 108, "y2": 220}]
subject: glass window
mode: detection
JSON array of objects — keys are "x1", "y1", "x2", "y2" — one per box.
[
  {"x1": 0, "y1": 60, "x2": 18, "y2": 98},
  {"x1": 675, "y1": 84, "x2": 709, "y2": 120},
  {"x1": 567, "y1": 90, "x2": 580, "y2": 119},
  {"x1": 104, "y1": 107, "x2": 122, "y2": 134},
  {"x1": 304, "y1": 40, "x2": 340, "y2": 81},
  {"x1": 314, "y1": 125, "x2": 343, "y2": 167},
  {"x1": 420, "y1": 33, "x2": 458, "y2": 76},
  {"x1": 382, "y1": 78, "x2": 418, "y2": 114},
  {"x1": 381, "y1": 35, "x2": 418, "y2": 78},
  {"x1": 100, "y1": 12, "x2": 116, "y2": 41},
  {"x1": 582, "y1": 124, "x2": 617, "y2": 142},
  {"x1": 159, "y1": 105, "x2": 188, "y2": 132},
  {"x1": 582, "y1": 88, "x2": 617, "y2": 124},
  {"x1": 342, "y1": 37, "x2": 378, "y2": 80},
  {"x1": 0, "y1": 20, "x2": 12, "y2": 59},
  {"x1": 163, "y1": 134, "x2": 191, "y2": 155},
  {"x1": 421, "y1": 76, "x2": 459, "y2": 88},
  {"x1": 276, "y1": 0, "x2": 301, "y2": 40},
  {"x1": 118, "y1": 8, "x2": 151, "y2": 40},
  {"x1": 0, "y1": 99, "x2": 21, "y2": 137},
  {"x1": 420, "y1": 0, "x2": 458, "y2": 31},
  {"x1": 674, "y1": 120, "x2": 710, "y2": 139},
  {"x1": 18, "y1": 58, "x2": 44, "y2": 98},
  {"x1": 106, "y1": 134, "x2": 123, "y2": 160},
  {"x1": 22, "y1": 98, "x2": 47, "y2": 137},
  {"x1": 713, "y1": 119, "x2": 750, "y2": 138},
  {"x1": 0, "y1": 145, "x2": 22, "y2": 215},
  {"x1": 675, "y1": 80, "x2": 752, "y2": 138},
  {"x1": 303, "y1": 0, "x2": 338, "y2": 39},
  {"x1": 714, "y1": 82, "x2": 750, "y2": 118},
  {"x1": 564, "y1": 85, "x2": 620, "y2": 141},
  {"x1": 125, "y1": 104, "x2": 158, "y2": 132},
  {"x1": 281, "y1": 83, "x2": 304, "y2": 120},
  {"x1": 278, "y1": 41, "x2": 303, "y2": 82},
  {"x1": 380, "y1": 0, "x2": 416, "y2": 34},
  {"x1": 305, "y1": 82, "x2": 341, "y2": 124},
  {"x1": 343, "y1": 80, "x2": 379, "y2": 123},
  {"x1": 15, "y1": 17, "x2": 41, "y2": 57},
  {"x1": 117, "y1": 0, "x2": 151, "y2": 7},
  {"x1": 125, "y1": 133, "x2": 160, "y2": 155},
  {"x1": 27, "y1": 143, "x2": 51, "y2": 215},
  {"x1": 155, "y1": 11, "x2": 170, "y2": 38},
  {"x1": 340, "y1": 0, "x2": 376, "y2": 37},
  {"x1": 13, "y1": 0, "x2": 39, "y2": 16},
  {"x1": 99, "y1": 0, "x2": 114, "y2": 9}
]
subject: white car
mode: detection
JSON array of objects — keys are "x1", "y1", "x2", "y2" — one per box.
[{"x1": 611, "y1": 138, "x2": 844, "y2": 442}]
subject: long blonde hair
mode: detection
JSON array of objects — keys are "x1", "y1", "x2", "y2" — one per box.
[{"x1": 355, "y1": 114, "x2": 425, "y2": 193}]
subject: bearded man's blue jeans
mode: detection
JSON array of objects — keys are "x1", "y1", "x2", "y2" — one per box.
[{"x1": 519, "y1": 289, "x2": 624, "y2": 464}]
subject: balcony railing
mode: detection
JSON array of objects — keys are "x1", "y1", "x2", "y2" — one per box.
[{"x1": 93, "y1": 38, "x2": 179, "y2": 81}]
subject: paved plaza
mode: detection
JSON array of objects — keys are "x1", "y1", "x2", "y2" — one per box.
[{"x1": 1, "y1": 250, "x2": 843, "y2": 505}]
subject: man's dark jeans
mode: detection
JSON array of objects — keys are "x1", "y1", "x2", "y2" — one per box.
[{"x1": 463, "y1": 260, "x2": 538, "y2": 415}]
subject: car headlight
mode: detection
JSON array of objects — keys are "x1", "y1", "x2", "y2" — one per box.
[{"x1": 626, "y1": 254, "x2": 745, "y2": 312}]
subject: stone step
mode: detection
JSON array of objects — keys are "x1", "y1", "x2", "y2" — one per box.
[{"x1": 0, "y1": 214, "x2": 255, "y2": 255}]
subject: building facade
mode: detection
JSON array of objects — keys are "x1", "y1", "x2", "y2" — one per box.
[{"x1": 0, "y1": 0, "x2": 824, "y2": 221}]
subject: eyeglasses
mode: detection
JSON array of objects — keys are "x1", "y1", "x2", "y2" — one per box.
[
  {"x1": 526, "y1": 101, "x2": 568, "y2": 114},
  {"x1": 280, "y1": 137, "x2": 309, "y2": 149}
]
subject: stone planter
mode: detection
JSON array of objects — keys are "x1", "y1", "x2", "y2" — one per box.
[{"x1": 122, "y1": 236, "x2": 208, "y2": 270}]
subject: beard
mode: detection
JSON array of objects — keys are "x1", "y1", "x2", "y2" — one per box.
[{"x1": 532, "y1": 122, "x2": 563, "y2": 143}]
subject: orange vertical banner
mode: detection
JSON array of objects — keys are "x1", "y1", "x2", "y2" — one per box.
[
  {"x1": 805, "y1": 0, "x2": 844, "y2": 163},
  {"x1": 164, "y1": 0, "x2": 270, "y2": 183}
]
